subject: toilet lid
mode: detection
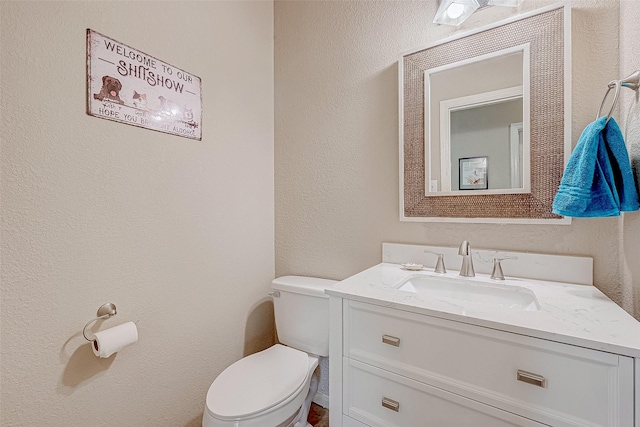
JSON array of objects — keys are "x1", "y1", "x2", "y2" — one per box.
[{"x1": 206, "y1": 344, "x2": 309, "y2": 419}]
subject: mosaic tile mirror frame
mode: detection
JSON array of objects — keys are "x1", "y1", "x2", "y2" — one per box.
[{"x1": 399, "y1": 5, "x2": 570, "y2": 224}]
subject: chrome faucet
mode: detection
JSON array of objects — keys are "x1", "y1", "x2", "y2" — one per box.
[{"x1": 458, "y1": 240, "x2": 475, "y2": 277}]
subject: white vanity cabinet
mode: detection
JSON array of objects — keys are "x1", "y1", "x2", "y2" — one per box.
[
  {"x1": 329, "y1": 295, "x2": 636, "y2": 427},
  {"x1": 327, "y1": 246, "x2": 640, "y2": 427}
]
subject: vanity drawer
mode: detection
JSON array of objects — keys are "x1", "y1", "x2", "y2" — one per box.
[
  {"x1": 344, "y1": 301, "x2": 634, "y2": 427},
  {"x1": 343, "y1": 358, "x2": 547, "y2": 427}
]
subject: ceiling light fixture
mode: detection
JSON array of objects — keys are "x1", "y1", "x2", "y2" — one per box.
[{"x1": 433, "y1": 0, "x2": 481, "y2": 26}]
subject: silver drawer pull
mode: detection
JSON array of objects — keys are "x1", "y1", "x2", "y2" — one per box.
[
  {"x1": 517, "y1": 369, "x2": 546, "y2": 388},
  {"x1": 382, "y1": 334, "x2": 400, "y2": 347},
  {"x1": 382, "y1": 397, "x2": 400, "y2": 412}
]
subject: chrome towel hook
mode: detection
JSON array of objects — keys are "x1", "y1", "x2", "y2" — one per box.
[
  {"x1": 82, "y1": 302, "x2": 117, "y2": 341},
  {"x1": 597, "y1": 70, "x2": 640, "y2": 124}
]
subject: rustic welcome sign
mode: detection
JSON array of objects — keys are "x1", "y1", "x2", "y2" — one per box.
[{"x1": 87, "y1": 29, "x2": 202, "y2": 140}]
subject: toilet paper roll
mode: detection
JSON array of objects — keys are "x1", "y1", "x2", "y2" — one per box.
[{"x1": 92, "y1": 321, "x2": 138, "y2": 358}]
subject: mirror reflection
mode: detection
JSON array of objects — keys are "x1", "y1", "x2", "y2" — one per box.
[{"x1": 425, "y1": 45, "x2": 530, "y2": 195}]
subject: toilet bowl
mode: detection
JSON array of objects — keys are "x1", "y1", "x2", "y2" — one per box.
[
  {"x1": 203, "y1": 345, "x2": 319, "y2": 427},
  {"x1": 202, "y1": 276, "x2": 336, "y2": 427}
]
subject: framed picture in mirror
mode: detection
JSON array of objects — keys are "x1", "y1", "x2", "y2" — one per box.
[{"x1": 459, "y1": 157, "x2": 488, "y2": 190}]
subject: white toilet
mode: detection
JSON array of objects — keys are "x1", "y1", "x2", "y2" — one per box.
[{"x1": 203, "y1": 276, "x2": 336, "y2": 427}]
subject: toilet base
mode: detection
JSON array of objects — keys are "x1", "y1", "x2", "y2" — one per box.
[
  {"x1": 283, "y1": 366, "x2": 319, "y2": 427},
  {"x1": 290, "y1": 366, "x2": 319, "y2": 427}
]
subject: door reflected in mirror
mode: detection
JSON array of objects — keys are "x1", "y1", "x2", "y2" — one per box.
[{"x1": 424, "y1": 44, "x2": 530, "y2": 196}]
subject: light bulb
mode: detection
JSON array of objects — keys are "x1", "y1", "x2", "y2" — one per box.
[{"x1": 447, "y1": 3, "x2": 465, "y2": 19}]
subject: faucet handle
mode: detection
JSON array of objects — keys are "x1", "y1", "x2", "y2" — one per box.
[
  {"x1": 491, "y1": 256, "x2": 518, "y2": 280},
  {"x1": 424, "y1": 250, "x2": 447, "y2": 274}
]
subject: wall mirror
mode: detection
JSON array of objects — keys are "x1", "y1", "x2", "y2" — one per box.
[
  {"x1": 399, "y1": 4, "x2": 571, "y2": 223},
  {"x1": 426, "y1": 45, "x2": 530, "y2": 195}
]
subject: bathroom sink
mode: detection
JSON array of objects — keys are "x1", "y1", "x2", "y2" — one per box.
[{"x1": 395, "y1": 275, "x2": 540, "y2": 312}]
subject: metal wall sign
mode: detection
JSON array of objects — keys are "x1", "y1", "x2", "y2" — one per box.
[{"x1": 87, "y1": 29, "x2": 202, "y2": 140}]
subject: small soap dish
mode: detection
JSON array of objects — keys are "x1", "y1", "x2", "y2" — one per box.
[{"x1": 401, "y1": 263, "x2": 425, "y2": 271}]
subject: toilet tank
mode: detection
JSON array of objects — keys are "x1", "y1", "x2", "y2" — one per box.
[{"x1": 271, "y1": 276, "x2": 337, "y2": 357}]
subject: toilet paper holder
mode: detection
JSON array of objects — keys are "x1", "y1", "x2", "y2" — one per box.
[{"x1": 82, "y1": 302, "x2": 117, "y2": 342}]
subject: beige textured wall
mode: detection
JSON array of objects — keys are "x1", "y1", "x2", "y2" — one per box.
[
  {"x1": 275, "y1": 1, "x2": 640, "y2": 315},
  {"x1": 620, "y1": 0, "x2": 640, "y2": 315},
  {"x1": 1, "y1": 1, "x2": 274, "y2": 426}
]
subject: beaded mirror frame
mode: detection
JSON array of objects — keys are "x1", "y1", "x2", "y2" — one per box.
[{"x1": 399, "y1": 4, "x2": 571, "y2": 224}]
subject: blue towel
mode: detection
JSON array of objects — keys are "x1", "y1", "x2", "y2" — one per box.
[{"x1": 552, "y1": 117, "x2": 639, "y2": 217}]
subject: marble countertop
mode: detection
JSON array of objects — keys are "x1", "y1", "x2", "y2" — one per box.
[{"x1": 326, "y1": 262, "x2": 640, "y2": 358}]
